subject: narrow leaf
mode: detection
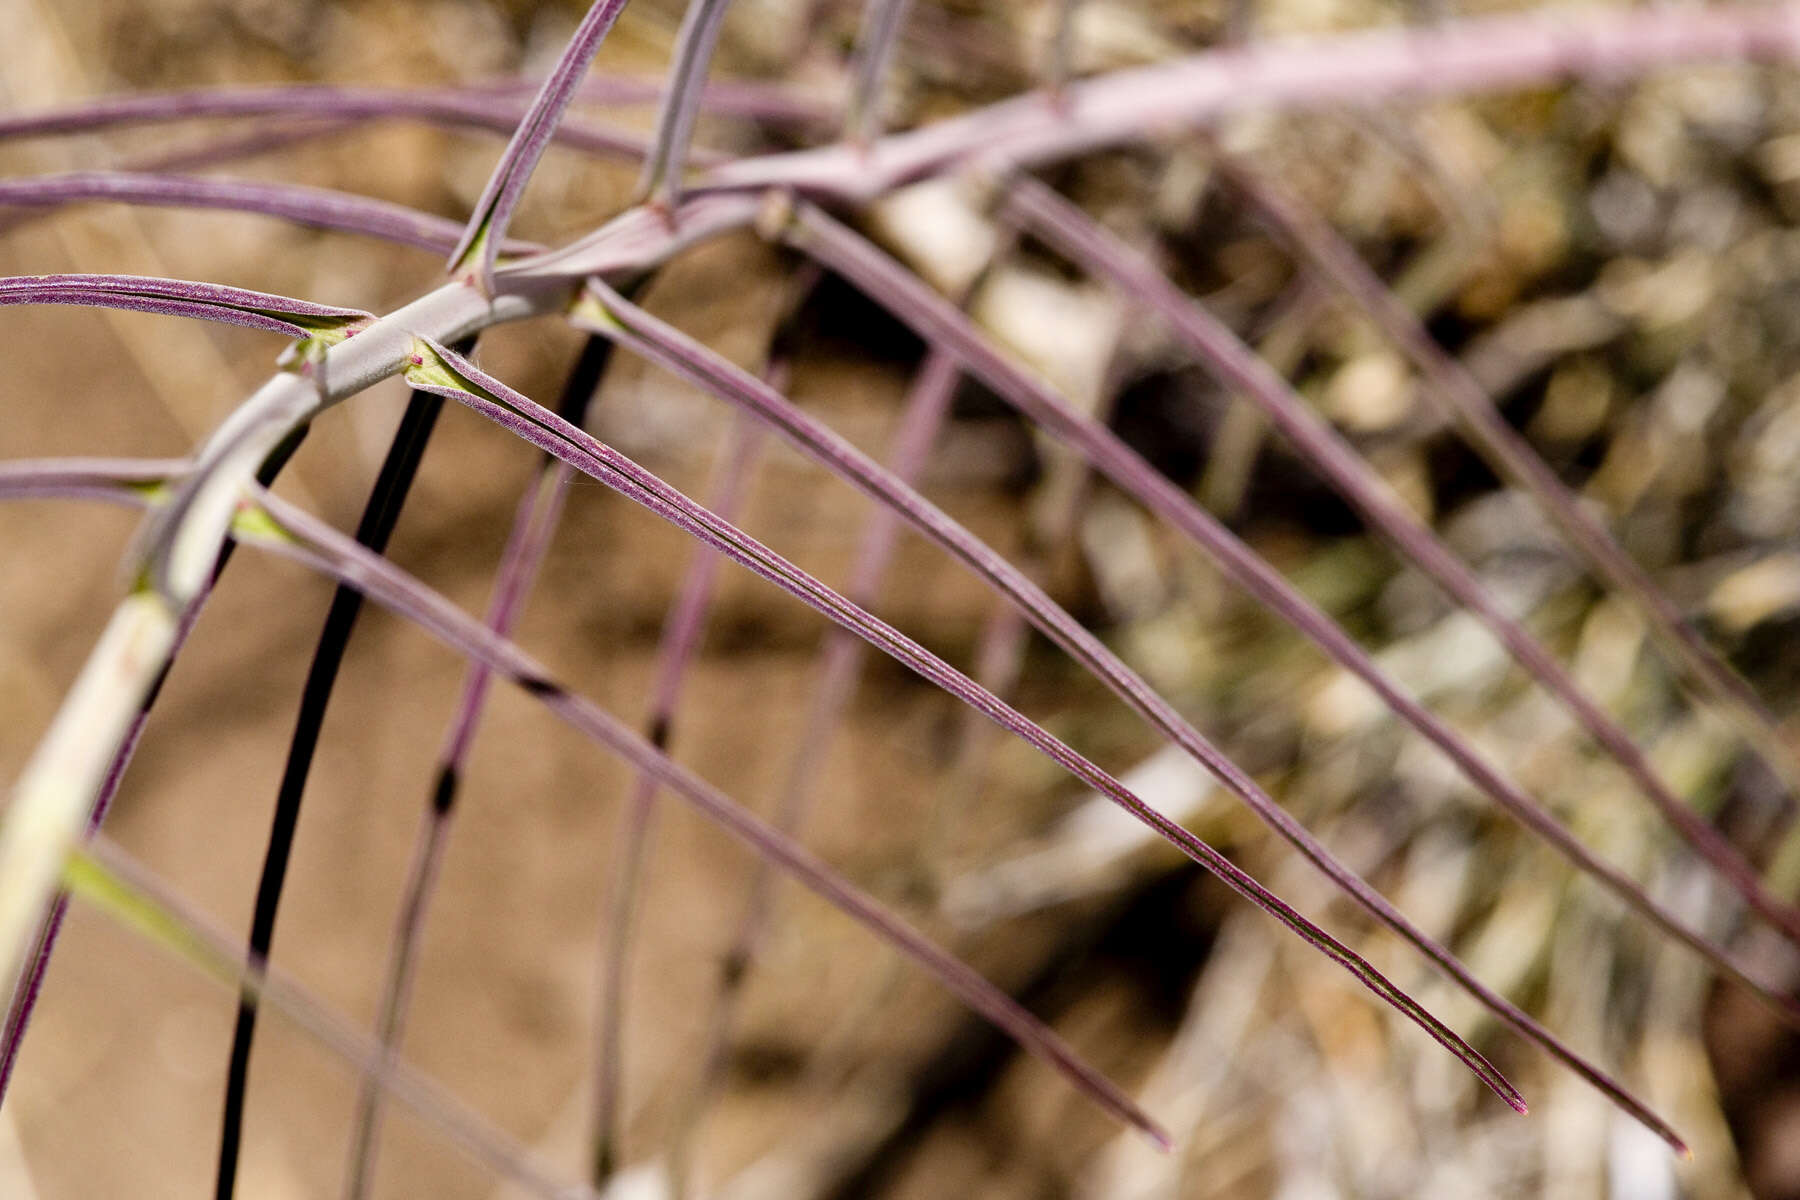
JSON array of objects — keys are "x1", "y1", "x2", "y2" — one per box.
[{"x1": 0, "y1": 273, "x2": 371, "y2": 339}]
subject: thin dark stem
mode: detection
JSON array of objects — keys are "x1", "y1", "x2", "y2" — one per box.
[{"x1": 214, "y1": 382, "x2": 447, "y2": 1200}]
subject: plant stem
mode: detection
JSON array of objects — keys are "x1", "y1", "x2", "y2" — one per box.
[
  {"x1": 845, "y1": 0, "x2": 913, "y2": 143},
  {"x1": 0, "y1": 434, "x2": 304, "y2": 1105},
  {"x1": 639, "y1": 0, "x2": 736, "y2": 212},
  {"x1": 591, "y1": 410, "x2": 766, "y2": 1188},
  {"x1": 215, "y1": 379, "x2": 446, "y2": 1200}
]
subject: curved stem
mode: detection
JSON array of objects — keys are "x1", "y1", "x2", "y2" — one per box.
[
  {"x1": 245, "y1": 486, "x2": 1176, "y2": 1144},
  {"x1": 215, "y1": 377, "x2": 448, "y2": 1200},
  {"x1": 400, "y1": 336, "x2": 1525, "y2": 1113}
]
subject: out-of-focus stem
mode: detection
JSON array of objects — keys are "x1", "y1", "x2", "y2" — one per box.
[
  {"x1": 638, "y1": 0, "x2": 735, "y2": 212},
  {"x1": 342, "y1": 334, "x2": 618, "y2": 1200},
  {"x1": 589, "y1": 410, "x2": 767, "y2": 1187},
  {"x1": 846, "y1": 0, "x2": 914, "y2": 144}
]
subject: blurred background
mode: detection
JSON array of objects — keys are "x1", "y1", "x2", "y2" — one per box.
[{"x1": 4, "y1": 0, "x2": 1800, "y2": 1196}]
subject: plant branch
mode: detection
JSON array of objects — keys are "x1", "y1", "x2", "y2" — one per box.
[{"x1": 0, "y1": 172, "x2": 543, "y2": 255}]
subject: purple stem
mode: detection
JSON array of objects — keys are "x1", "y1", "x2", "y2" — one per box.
[
  {"x1": 846, "y1": 0, "x2": 915, "y2": 143},
  {"x1": 343, "y1": 335, "x2": 623, "y2": 1200},
  {"x1": 591, "y1": 411, "x2": 767, "y2": 1185},
  {"x1": 0, "y1": 273, "x2": 370, "y2": 338},
  {"x1": 700, "y1": 2, "x2": 1800, "y2": 200},
  {"x1": 245, "y1": 486, "x2": 1175, "y2": 1145},
  {"x1": 0, "y1": 78, "x2": 829, "y2": 146},
  {"x1": 0, "y1": 172, "x2": 541, "y2": 255},
  {"x1": 667, "y1": 343, "x2": 961, "y2": 1186},
  {"x1": 0, "y1": 87, "x2": 656, "y2": 164},
  {"x1": 448, "y1": 0, "x2": 636, "y2": 289},
  {"x1": 996, "y1": 178, "x2": 1800, "y2": 952},
  {"x1": 639, "y1": 0, "x2": 736, "y2": 211},
  {"x1": 400, "y1": 337, "x2": 1524, "y2": 1114}
]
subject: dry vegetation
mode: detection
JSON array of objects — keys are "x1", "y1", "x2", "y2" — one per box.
[{"x1": 4, "y1": 0, "x2": 1800, "y2": 1197}]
